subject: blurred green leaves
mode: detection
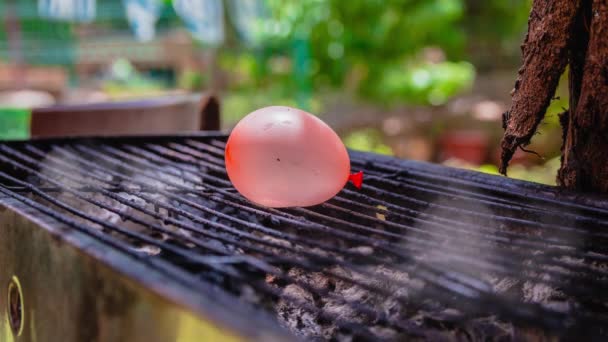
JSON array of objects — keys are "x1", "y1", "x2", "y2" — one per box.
[
  {"x1": 0, "y1": 108, "x2": 31, "y2": 140},
  {"x1": 471, "y1": 157, "x2": 561, "y2": 186},
  {"x1": 343, "y1": 128, "x2": 393, "y2": 156},
  {"x1": 365, "y1": 61, "x2": 475, "y2": 105},
  {"x1": 222, "y1": 85, "x2": 322, "y2": 126},
  {"x1": 178, "y1": 69, "x2": 209, "y2": 91},
  {"x1": 101, "y1": 58, "x2": 165, "y2": 97},
  {"x1": 217, "y1": 0, "x2": 480, "y2": 109},
  {"x1": 465, "y1": 0, "x2": 532, "y2": 68}
]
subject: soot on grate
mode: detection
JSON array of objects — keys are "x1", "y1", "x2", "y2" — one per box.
[{"x1": 1, "y1": 136, "x2": 608, "y2": 341}]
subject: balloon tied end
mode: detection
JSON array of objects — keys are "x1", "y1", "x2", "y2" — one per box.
[{"x1": 348, "y1": 171, "x2": 364, "y2": 189}]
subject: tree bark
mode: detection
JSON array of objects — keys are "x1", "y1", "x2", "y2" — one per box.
[
  {"x1": 557, "y1": 0, "x2": 608, "y2": 192},
  {"x1": 500, "y1": 0, "x2": 608, "y2": 193},
  {"x1": 500, "y1": 0, "x2": 580, "y2": 174}
]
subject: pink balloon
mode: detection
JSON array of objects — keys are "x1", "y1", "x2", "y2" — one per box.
[{"x1": 225, "y1": 106, "x2": 362, "y2": 208}]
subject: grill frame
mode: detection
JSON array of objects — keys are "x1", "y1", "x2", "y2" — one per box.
[
  {"x1": 0, "y1": 132, "x2": 292, "y2": 342},
  {"x1": 0, "y1": 188, "x2": 289, "y2": 342},
  {"x1": 1, "y1": 132, "x2": 608, "y2": 341}
]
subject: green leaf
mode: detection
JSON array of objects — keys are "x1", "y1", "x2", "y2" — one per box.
[{"x1": 0, "y1": 108, "x2": 31, "y2": 140}]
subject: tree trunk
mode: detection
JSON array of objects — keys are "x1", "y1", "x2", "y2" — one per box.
[
  {"x1": 500, "y1": 0, "x2": 608, "y2": 193},
  {"x1": 558, "y1": 0, "x2": 608, "y2": 192}
]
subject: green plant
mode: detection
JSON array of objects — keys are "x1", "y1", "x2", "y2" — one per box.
[
  {"x1": 469, "y1": 157, "x2": 561, "y2": 186},
  {"x1": 365, "y1": 61, "x2": 475, "y2": 105},
  {"x1": 0, "y1": 108, "x2": 31, "y2": 140},
  {"x1": 222, "y1": 85, "x2": 323, "y2": 127},
  {"x1": 218, "y1": 0, "x2": 475, "y2": 107},
  {"x1": 177, "y1": 69, "x2": 208, "y2": 90},
  {"x1": 342, "y1": 128, "x2": 393, "y2": 156}
]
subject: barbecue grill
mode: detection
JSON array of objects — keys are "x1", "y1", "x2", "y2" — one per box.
[{"x1": 1, "y1": 132, "x2": 608, "y2": 341}]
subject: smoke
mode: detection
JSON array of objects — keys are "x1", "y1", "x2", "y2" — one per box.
[
  {"x1": 403, "y1": 197, "x2": 498, "y2": 294},
  {"x1": 35, "y1": 145, "x2": 200, "y2": 256},
  {"x1": 400, "y1": 190, "x2": 585, "y2": 320}
]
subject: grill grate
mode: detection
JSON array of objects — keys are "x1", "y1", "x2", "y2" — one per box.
[{"x1": 1, "y1": 134, "x2": 608, "y2": 340}]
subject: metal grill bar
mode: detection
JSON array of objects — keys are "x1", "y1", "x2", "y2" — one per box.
[
  {"x1": 16, "y1": 144, "x2": 608, "y2": 310},
  {"x1": 1, "y1": 135, "x2": 608, "y2": 340},
  {"x1": 0, "y1": 153, "x2": 409, "y2": 339},
  {"x1": 206, "y1": 138, "x2": 608, "y2": 226},
  {"x1": 3, "y1": 145, "x2": 525, "y2": 315},
  {"x1": 25, "y1": 144, "x2": 608, "y2": 286},
  {"x1": 352, "y1": 152, "x2": 608, "y2": 217},
  {"x1": 152, "y1": 142, "x2": 608, "y2": 292},
  {"x1": 37, "y1": 142, "x2": 607, "y2": 294},
  {"x1": 188, "y1": 140, "x2": 608, "y2": 243},
  {"x1": 165, "y1": 141, "x2": 608, "y2": 266}
]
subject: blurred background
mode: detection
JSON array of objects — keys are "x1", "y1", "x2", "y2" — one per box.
[{"x1": 0, "y1": 0, "x2": 565, "y2": 184}]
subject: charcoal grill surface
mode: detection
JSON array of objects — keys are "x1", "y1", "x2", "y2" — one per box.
[{"x1": 1, "y1": 132, "x2": 608, "y2": 341}]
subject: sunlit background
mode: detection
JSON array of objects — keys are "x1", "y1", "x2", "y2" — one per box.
[{"x1": 0, "y1": 0, "x2": 565, "y2": 184}]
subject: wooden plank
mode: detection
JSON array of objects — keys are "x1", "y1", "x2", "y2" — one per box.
[
  {"x1": 0, "y1": 198, "x2": 288, "y2": 341},
  {"x1": 30, "y1": 93, "x2": 220, "y2": 138}
]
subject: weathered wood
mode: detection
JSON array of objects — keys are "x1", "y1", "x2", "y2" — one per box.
[
  {"x1": 500, "y1": 0, "x2": 581, "y2": 175},
  {"x1": 557, "y1": 0, "x2": 608, "y2": 192},
  {"x1": 199, "y1": 94, "x2": 221, "y2": 131},
  {"x1": 0, "y1": 198, "x2": 287, "y2": 342},
  {"x1": 501, "y1": 0, "x2": 608, "y2": 193},
  {"x1": 30, "y1": 93, "x2": 220, "y2": 138}
]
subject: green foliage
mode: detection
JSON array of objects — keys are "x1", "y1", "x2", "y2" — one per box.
[
  {"x1": 0, "y1": 108, "x2": 31, "y2": 141},
  {"x1": 177, "y1": 69, "x2": 208, "y2": 91},
  {"x1": 476, "y1": 164, "x2": 500, "y2": 176},
  {"x1": 342, "y1": 128, "x2": 393, "y2": 156},
  {"x1": 101, "y1": 59, "x2": 165, "y2": 97},
  {"x1": 213, "y1": 0, "x2": 535, "y2": 120},
  {"x1": 218, "y1": 52, "x2": 266, "y2": 89},
  {"x1": 0, "y1": 0, "x2": 532, "y2": 111},
  {"x1": 465, "y1": 0, "x2": 532, "y2": 46},
  {"x1": 265, "y1": 0, "x2": 466, "y2": 57},
  {"x1": 543, "y1": 71, "x2": 569, "y2": 127},
  {"x1": 219, "y1": 0, "x2": 473, "y2": 106},
  {"x1": 0, "y1": 1, "x2": 75, "y2": 65},
  {"x1": 364, "y1": 61, "x2": 475, "y2": 105},
  {"x1": 463, "y1": 0, "x2": 532, "y2": 69},
  {"x1": 222, "y1": 85, "x2": 322, "y2": 127},
  {"x1": 471, "y1": 157, "x2": 561, "y2": 186}
]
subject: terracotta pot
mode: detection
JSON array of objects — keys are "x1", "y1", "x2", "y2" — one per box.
[{"x1": 438, "y1": 130, "x2": 490, "y2": 165}]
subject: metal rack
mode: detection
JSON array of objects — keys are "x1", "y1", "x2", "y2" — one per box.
[{"x1": 1, "y1": 133, "x2": 607, "y2": 340}]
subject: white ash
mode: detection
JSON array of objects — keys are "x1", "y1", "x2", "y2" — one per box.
[{"x1": 276, "y1": 284, "x2": 323, "y2": 340}]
